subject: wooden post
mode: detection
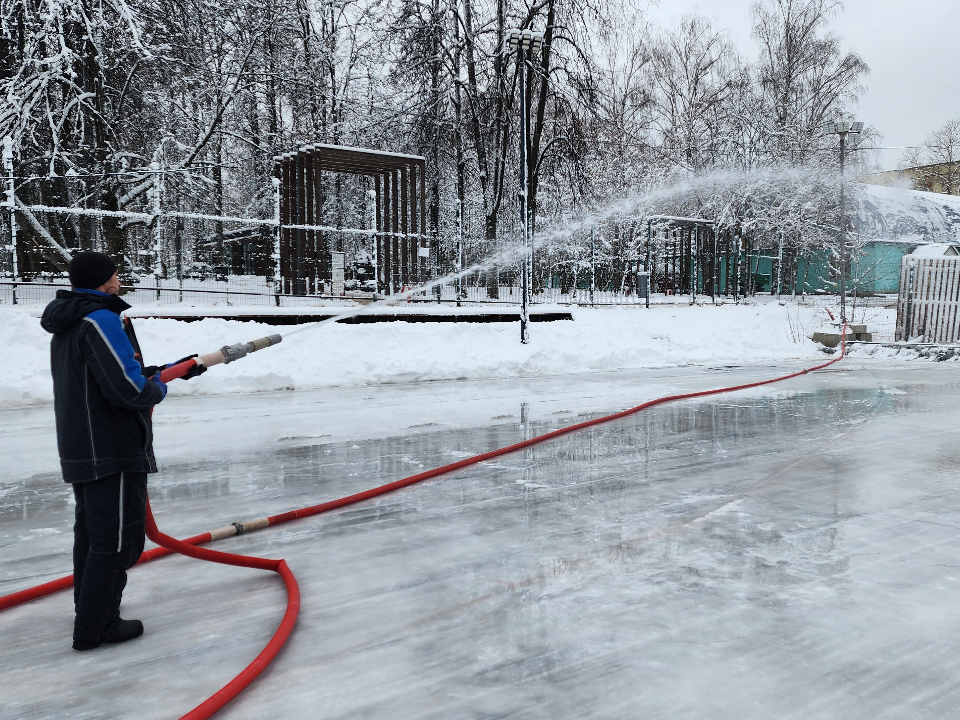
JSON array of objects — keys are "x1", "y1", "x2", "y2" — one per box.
[
  {"x1": 392, "y1": 169, "x2": 400, "y2": 293},
  {"x1": 304, "y1": 147, "x2": 315, "y2": 294},
  {"x1": 400, "y1": 165, "x2": 409, "y2": 289},
  {"x1": 272, "y1": 170, "x2": 281, "y2": 306},
  {"x1": 375, "y1": 174, "x2": 383, "y2": 296}
]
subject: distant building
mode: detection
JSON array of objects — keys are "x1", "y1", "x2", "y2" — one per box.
[
  {"x1": 910, "y1": 243, "x2": 959, "y2": 257},
  {"x1": 745, "y1": 185, "x2": 960, "y2": 295},
  {"x1": 863, "y1": 162, "x2": 960, "y2": 196}
]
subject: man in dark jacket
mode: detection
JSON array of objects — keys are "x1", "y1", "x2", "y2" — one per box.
[{"x1": 41, "y1": 252, "x2": 176, "y2": 651}]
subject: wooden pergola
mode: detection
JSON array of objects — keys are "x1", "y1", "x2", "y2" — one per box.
[{"x1": 274, "y1": 144, "x2": 427, "y2": 295}]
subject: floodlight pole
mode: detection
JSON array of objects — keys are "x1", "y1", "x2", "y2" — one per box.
[
  {"x1": 507, "y1": 28, "x2": 542, "y2": 344},
  {"x1": 839, "y1": 130, "x2": 847, "y2": 322},
  {"x1": 519, "y1": 42, "x2": 530, "y2": 343},
  {"x1": 827, "y1": 120, "x2": 862, "y2": 324}
]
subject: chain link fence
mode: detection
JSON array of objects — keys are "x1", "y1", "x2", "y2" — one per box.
[{"x1": 803, "y1": 294, "x2": 897, "y2": 342}]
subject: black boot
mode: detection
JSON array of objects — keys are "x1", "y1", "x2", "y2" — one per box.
[
  {"x1": 101, "y1": 617, "x2": 143, "y2": 645},
  {"x1": 72, "y1": 636, "x2": 101, "y2": 651},
  {"x1": 73, "y1": 618, "x2": 143, "y2": 651}
]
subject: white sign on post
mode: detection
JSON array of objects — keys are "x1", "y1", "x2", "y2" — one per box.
[
  {"x1": 332, "y1": 251, "x2": 345, "y2": 295},
  {"x1": 418, "y1": 245, "x2": 430, "y2": 258}
]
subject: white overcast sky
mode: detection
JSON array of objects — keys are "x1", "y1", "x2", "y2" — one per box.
[{"x1": 645, "y1": 0, "x2": 960, "y2": 169}]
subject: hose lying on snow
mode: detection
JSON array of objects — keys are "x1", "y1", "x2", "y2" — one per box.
[{"x1": 0, "y1": 328, "x2": 847, "y2": 720}]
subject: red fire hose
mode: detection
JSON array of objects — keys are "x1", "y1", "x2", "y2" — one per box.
[
  {"x1": 0, "y1": 330, "x2": 846, "y2": 719},
  {"x1": 143, "y1": 504, "x2": 300, "y2": 720}
]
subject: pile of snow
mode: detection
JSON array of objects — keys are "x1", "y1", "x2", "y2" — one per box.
[
  {"x1": 0, "y1": 303, "x2": 825, "y2": 407},
  {"x1": 846, "y1": 343, "x2": 960, "y2": 362}
]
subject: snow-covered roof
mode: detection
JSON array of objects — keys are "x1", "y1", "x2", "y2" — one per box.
[
  {"x1": 858, "y1": 184, "x2": 960, "y2": 245},
  {"x1": 910, "y1": 243, "x2": 959, "y2": 257}
]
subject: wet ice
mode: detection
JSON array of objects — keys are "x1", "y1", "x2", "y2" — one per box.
[{"x1": 4, "y1": 363, "x2": 960, "y2": 719}]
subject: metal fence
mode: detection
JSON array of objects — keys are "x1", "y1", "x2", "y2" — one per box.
[
  {"x1": 0, "y1": 277, "x2": 659, "y2": 308},
  {"x1": 2, "y1": 277, "x2": 902, "y2": 350},
  {"x1": 806, "y1": 294, "x2": 897, "y2": 343},
  {"x1": 0, "y1": 279, "x2": 359, "y2": 308}
]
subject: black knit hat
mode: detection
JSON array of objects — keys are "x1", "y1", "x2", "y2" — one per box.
[{"x1": 68, "y1": 252, "x2": 118, "y2": 290}]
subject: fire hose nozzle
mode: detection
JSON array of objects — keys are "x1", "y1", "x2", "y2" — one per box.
[
  {"x1": 250, "y1": 334, "x2": 283, "y2": 352},
  {"x1": 220, "y1": 334, "x2": 283, "y2": 364},
  {"x1": 161, "y1": 334, "x2": 283, "y2": 382}
]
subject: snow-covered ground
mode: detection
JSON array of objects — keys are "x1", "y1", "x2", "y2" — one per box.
[{"x1": 0, "y1": 302, "x2": 828, "y2": 407}]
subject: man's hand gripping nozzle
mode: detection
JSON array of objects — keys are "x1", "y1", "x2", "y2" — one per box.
[{"x1": 159, "y1": 334, "x2": 283, "y2": 383}]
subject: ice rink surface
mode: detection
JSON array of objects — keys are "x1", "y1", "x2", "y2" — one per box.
[{"x1": 3, "y1": 361, "x2": 960, "y2": 719}]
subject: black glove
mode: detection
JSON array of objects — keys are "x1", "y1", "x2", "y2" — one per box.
[
  {"x1": 167, "y1": 354, "x2": 207, "y2": 380},
  {"x1": 143, "y1": 365, "x2": 162, "y2": 377}
]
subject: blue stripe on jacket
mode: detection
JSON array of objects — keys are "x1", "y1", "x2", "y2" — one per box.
[{"x1": 82, "y1": 308, "x2": 147, "y2": 392}]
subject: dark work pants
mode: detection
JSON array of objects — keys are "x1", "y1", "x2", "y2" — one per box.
[{"x1": 72, "y1": 472, "x2": 147, "y2": 642}]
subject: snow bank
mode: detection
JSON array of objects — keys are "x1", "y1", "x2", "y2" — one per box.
[
  {"x1": 845, "y1": 343, "x2": 960, "y2": 362},
  {"x1": 0, "y1": 303, "x2": 824, "y2": 407}
]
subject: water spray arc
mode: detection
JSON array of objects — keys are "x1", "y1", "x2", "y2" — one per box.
[
  {"x1": 5, "y1": 162, "x2": 854, "y2": 313},
  {"x1": 271, "y1": 164, "x2": 838, "y2": 337}
]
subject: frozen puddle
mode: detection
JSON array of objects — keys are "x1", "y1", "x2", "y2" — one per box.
[{"x1": 4, "y1": 363, "x2": 960, "y2": 719}]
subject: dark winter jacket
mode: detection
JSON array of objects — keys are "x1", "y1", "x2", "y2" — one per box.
[{"x1": 41, "y1": 289, "x2": 165, "y2": 483}]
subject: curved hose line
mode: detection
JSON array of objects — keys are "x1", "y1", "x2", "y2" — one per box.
[
  {"x1": 0, "y1": 328, "x2": 846, "y2": 719},
  {"x1": 144, "y1": 503, "x2": 300, "y2": 720}
]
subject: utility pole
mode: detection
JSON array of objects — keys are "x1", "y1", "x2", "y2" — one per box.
[
  {"x1": 826, "y1": 120, "x2": 863, "y2": 323},
  {"x1": 506, "y1": 28, "x2": 543, "y2": 344},
  {"x1": 2, "y1": 138, "x2": 17, "y2": 305},
  {"x1": 839, "y1": 131, "x2": 846, "y2": 318}
]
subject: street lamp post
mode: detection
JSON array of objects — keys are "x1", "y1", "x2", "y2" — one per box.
[
  {"x1": 826, "y1": 120, "x2": 863, "y2": 323},
  {"x1": 506, "y1": 28, "x2": 543, "y2": 344}
]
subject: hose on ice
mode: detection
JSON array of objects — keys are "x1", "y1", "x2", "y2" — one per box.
[{"x1": 0, "y1": 328, "x2": 847, "y2": 720}]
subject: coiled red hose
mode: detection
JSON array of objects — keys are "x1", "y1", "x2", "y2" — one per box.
[
  {"x1": 143, "y1": 504, "x2": 300, "y2": 720},
  {"x1": 1, "y1": 330, "x2": 846, "y2": 719}
]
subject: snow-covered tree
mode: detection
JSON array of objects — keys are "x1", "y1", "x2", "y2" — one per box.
[{"x1": 900, "y1": 118, "x2": 960, "y2": 196}]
